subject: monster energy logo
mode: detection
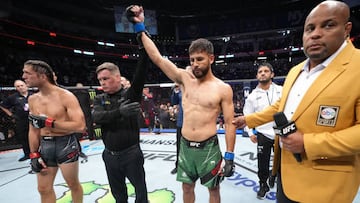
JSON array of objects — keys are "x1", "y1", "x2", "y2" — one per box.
[
  {"x1": 94, "y1": 128, "x2": 102, "y2": 139},
  {"x1": 88, "y1": 90, "x2": 97, "y2": 100}
]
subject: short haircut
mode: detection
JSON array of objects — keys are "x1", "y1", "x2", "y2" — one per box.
[
  {"x1": 24, "y1": 60, "x2": 56, "y2": 85},
  {"x1": 188, "y1": 38, "x2": 214, "y2": 55},
  {"x1": 96, "y1": 62, "x2": 120, "y2": 75},
  {"x1": 258, "y1": 62, "x2": 274, "y2": 73}
]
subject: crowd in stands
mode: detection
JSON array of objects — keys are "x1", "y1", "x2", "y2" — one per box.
[{"x1": 0, "y1": 43, "x2": 307, "y2": 87}]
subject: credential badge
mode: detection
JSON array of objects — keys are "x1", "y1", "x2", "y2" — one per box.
[{"x1": 316, "y1": 105, "x2": 339, "y2": 127}]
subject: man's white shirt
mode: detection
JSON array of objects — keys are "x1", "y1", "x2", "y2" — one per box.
[{"x1": 243, "y1": 82, "x2": 283, "y2": 140}]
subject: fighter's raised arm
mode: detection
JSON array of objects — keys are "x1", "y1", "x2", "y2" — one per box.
[
  {"x1": 126, "y1": 5, "x2": 237, "y2": 203},
  {"x1": 125, "y1": 5, "x2": 186, "y2": 85}
]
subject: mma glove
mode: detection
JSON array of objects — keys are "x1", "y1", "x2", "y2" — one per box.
[
  {"x1": 29, "y1": 152, "x2": 44, "y2": 173},
  {"x1": 222, "y1": 152, "x2": 235, "y2": 177},
  {"x1": 125, "y1": 5, "x2": 151, "y2": 49},
  {"x1": 126, "y1": 5, "x2": 136, "y2": 23},
  {"x1": 118, "y1": 99, "x2": 141, "y2": 117},
  {"x1": 29, "y1": 114, "x2": 55, "y2": 128}
]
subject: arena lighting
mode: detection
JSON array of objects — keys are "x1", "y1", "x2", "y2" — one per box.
[
  {"x1": 222, "y1": 37, "x2": 230, "y2": 42},
  {"x1": 159, "y1": 83, "x2": 175, "y2": 87},
  {"x1": 83, "y1": 51, "x2": 94, "y2": 56},
  {"x1": 257, "y1": 56, "x2": 267, "y2": 60},
  {"x1": 277, "y1": 29, "x2": 291, "y2": 36},
  {"x1": 26, "y1": 40, "x2": 35, "y2": 45},
  {"x1": 0, "y1": 31, "x2": 141, "y2": 59},
  {"x1": 73, "y1": 49, "x2": 95, "y2": 56},
  {"x1": 3, "y1": 19, "x2": 360, "y2": 62},
  {"x1": 1, "y1": 19, "x2": 136, "y2": 48},
  {"x1": 97, "y1": 41, "x2": 115, "y2": 47},
  {"x1": 105, "y1": 43, "x2": 115, "y2": 47},
  {"x1": 49, "y1": 32, "x2": 57, "y2": 37},
  {"x1": 218, "y1": 55, "x2": 234, "y2": 59}
]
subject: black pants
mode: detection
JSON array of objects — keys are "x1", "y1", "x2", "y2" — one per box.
[
  {"x1": 175, "y1": 126, "x2": 182, "y2": 168},
  {"x1": 103, "y1": 144, "x2": 148, "y2": 203},
  {"x1": 256, "y1": 133, "x2": 274, "y2": 183},
  {"x1": 15, "y1": 122, "x2": 30, "y2": 156}
]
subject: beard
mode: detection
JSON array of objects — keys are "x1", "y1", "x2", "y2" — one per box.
[
  {"x1": 192, "y1": 66, "x2": 209, "y2": 79},
  {"x1": 258, "y1": 78, "x2": 271, "y2": 84}
]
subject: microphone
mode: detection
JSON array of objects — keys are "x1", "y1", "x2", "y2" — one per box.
[{"x1": 273, "y1": 112, "x2": 302, "y2": 162}]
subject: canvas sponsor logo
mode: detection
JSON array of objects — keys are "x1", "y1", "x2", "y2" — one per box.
[
  {"x1": 140, "y1": 139, "x2": 177, "y2": 145},
  {"x1": 73, "y1": 137, "x2": 276, "y2": 202},
  {"x1": 227, "y1": 171, "x2": 276, "y2": 200}
]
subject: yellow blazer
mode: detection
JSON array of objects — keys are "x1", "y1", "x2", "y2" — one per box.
[{"x1": 246, "y1": 40, "x2": 360, "y2": 203}]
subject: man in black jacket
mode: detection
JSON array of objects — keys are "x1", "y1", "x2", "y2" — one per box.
[
  {"x1": 0, "y1": 79, "x2": 32, "y2": 161},
  {"x1": 92, "y1": 47, "x2": 149, "y2": 202}
]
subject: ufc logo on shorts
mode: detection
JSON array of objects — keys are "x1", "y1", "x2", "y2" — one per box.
[{"x1": 189, "y1": 142, "x2": 200, "y2": 148}]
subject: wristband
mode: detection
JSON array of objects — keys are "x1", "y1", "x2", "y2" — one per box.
[
  {"x1": 134, "y1": 22, "x2": 146, "y2": 33},
  {"x1": 224, "y1": 152, "x2": 234, "y2": 160},
  {"x1": 30, "y1": 152, "x2": 41, "y2": 159}
]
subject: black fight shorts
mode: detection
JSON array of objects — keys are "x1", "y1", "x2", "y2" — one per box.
[{"x1": 39, "y1": 134, "x2": 80, "y2": 167}]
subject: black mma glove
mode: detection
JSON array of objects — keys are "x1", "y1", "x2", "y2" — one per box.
[
  {"x1": 222, "y1": 152, "x2": 235, "y2": 177},
  {"x1": 29, "y1": 114, "x2": 55, "y2": 128},
  {"x1": 125, "y1": 5, "x2": 138, "y2": 24},
  {"x1": 30, "y1": 152, "x2": 45, "y2": 173},
  {"x1": 125, "y1": 5, "x2": 150, "y2": 49},
  {"x1": 118, "y1": 99, "x2": 140, "y2": 117}
]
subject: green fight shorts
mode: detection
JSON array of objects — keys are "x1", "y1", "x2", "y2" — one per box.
[{"x1": 176, "y1": 135, "x2": 223, "y2": 188}]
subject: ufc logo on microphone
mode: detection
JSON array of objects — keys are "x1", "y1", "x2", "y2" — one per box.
[{"x1": 280, "y1": 122, "x2": 297, "y2": 137}]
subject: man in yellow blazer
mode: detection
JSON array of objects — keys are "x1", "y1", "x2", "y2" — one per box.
[{"x1": 233, "y1": 1, "x2": 360, "y2": 202}]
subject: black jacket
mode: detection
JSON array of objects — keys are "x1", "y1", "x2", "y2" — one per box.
[
  {"x1": 0, "y1": 91, "x2": 32, "y2": 126},
  {"x1": 92, "y1": 48, "x2": 149, "y2": 151}
]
